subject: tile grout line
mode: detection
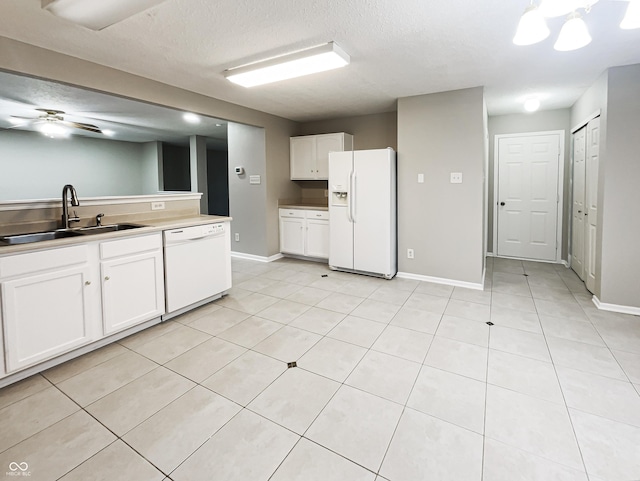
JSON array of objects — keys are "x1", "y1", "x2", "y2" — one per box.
[{"x1": 525, "y1": 268, "x2": 592, "y2": 479}]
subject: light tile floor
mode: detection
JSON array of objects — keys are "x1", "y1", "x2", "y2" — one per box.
[{"x1": 1, "y1": 256, "x2": 640, "y2": 480}]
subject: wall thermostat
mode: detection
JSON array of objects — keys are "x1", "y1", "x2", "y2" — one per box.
[{"x1": 234, "y1": 166, "x2": 245, "y2": 175}]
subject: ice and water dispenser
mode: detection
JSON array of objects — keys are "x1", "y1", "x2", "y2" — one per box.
[{"x1": 331, "y1": 185, "x2": 348, "y2": 206}]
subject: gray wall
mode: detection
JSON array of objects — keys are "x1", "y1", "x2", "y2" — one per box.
[
  {"x1": 570, "y1": 70, "x2": 608, "y2": 299},
  {"x1": 598, "y1": 64, "x2": 640, "y2": 308},
  {"x1": 140, "y1": 141, "x2": 163, "y2": 195},
  {"x1": 0, "y1": 129, "x2": 145, "y2": 200},
  {"x1": 295, "y1": 111, "x2": 398, "y2": 150},
  {"x1": 487, "y1": 109, "x2": 572, "y2": 259},
  {"x1": 0, "y1": 36, "x2": 299, "y2": 257},
  {"x1": 228, "y1": 123, "x2": 268, "y2": 257},
  {"x1": 397, "y1": 87, "x2": 486, "y2": 285}
]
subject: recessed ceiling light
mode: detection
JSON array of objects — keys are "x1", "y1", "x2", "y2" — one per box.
[
  {"x1": 102, "y1": 129, "x2": 115, "y2": 137},
  {"x1": 524, "y1": 98, "x2": 541, "y2": 112},
  {"x1": 215, "y1": 123, "x2": 222, "y2": 127},
  {"x1": 183, "y1": 113, "x2": 200, "y2": 124}
]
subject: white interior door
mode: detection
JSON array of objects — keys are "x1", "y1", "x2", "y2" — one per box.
[
  {"x1": 572, "y1": 127, "x2": 587, "y2": 279},
  {"x1": 585, "y1": 118, "x2": 600, "y2": 293},
  {"x1": 497, "y1": 134, "x2": 561, "y2": 261}
]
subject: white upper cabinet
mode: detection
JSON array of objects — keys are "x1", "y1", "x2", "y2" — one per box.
[{"x1": 290, "y1": 133, "x2": 353, "y2": 180}]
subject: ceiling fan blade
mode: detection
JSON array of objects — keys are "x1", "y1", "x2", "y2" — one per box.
[
  {"x1": 62, "y1": 120, "x2": 103, "y2": 134},
  {"x1": 9, "y1": 115, "x2": 37, "y2": 121}
]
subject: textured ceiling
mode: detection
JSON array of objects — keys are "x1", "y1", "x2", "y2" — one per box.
[{"x1": 0, "y1": 0, "x2": 639, "y2": 121}]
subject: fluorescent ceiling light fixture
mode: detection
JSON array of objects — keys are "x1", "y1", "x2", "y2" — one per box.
[
  {"x1": 183, "y1": 113, "x2": 201, "y2": 124},
  {"x1": 554, "y1": 12, "x2": 592, "y2": 51},
  {"x1": 621, "y1": 0, "x2": 640, "y2": 29},
  {"x1": 41, "y1": 0, "x2": 167, "y2": 30},
  {"x1": 225, "y1": 42, "x2": 350, "y2": 88},
  {"x1": 524, "y1": 98, "x2": 541, "y2": 112},
  {"x1": 514, "y1": 5, "x2": 550, "y2": 45}
]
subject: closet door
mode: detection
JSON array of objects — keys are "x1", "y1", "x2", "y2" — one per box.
[
  {"x1": 572, "y1": 127, "x2": 586, "y2": 279},
  {"x1": 584, "y1": 118, "x2": 600, "y2": 293}
]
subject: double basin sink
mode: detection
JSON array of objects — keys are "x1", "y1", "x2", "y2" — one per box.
[{"x1": 0, "y1": 224, "x2": 145, "y2": 246}]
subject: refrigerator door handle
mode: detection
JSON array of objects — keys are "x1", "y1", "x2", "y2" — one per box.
[
  {"x1": 351, "y1": 171, "x2": 357, "y2": 223},
  {"x1": 346, "y1": 171, "x2": 353, "y2": 222}
]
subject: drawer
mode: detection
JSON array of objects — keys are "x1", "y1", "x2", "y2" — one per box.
[
  {"x1": 100, "y1": 233, "x2": 162, "y2": 259},
  {"x1": 306, "y1": 210, "x2": 329, "y2": 220},
  {"x1": 0, "y1": 245, "x2": 89, "y2": 279},
  {"x1": 279, "y1": 208, "x2": 305, "y2": 218}
]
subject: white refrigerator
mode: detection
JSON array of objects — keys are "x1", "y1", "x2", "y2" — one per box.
[{"x1": 329, "y1": 148, "x2": 397, "y2": 279}]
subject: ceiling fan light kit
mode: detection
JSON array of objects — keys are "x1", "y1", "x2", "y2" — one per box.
[
  {"x1": 224, "y1": 42, "x2": 350, "y2": 88},
  {"x1": 41, "y1": 0, "x2": 166, "y2": 30},
  {"x1": 514, "y1": 0, "x2": 637, "y2": 51}
]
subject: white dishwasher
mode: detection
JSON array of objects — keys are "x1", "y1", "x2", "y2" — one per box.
[{"x1": 163, "y1": 223, "x2": 231, "y2": 318}]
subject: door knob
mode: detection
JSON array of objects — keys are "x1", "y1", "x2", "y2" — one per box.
[{"x1": 500, "y1": 202, "x2": 505, "y2": 206}]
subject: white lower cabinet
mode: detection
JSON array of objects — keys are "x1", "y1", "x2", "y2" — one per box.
[
  {"x1": 279, "y1": 209, "x2": 329, "y2": 259},
  {"x1": 0, "y1": 233, "x2": 164, "y2": 376},
  {"x1": 0, "y1": 245, "x2": 101, "y2": 373},
  {"x1": 100, "y1": 238, "x2": 164, "y2": 335}
]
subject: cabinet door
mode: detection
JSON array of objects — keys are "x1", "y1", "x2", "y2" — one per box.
[
  {"x1": 315, "y1": 134, "x2": 345, "y2": 180},
  {"x1": 101, "y1": 251, "x2": 165, "y2": 335},
  {"x1": 280, "y1": 217, "x2": 306, "y2": 255},
  {"x1": 1, "y1": 265, "x2": 96, "y2": 372},
  {"x1": 306, "y1": 219, "x2": 330, "y2": 259},
  {"x1": 290, "y1": 136, "x2": 317, "y2": 180}
]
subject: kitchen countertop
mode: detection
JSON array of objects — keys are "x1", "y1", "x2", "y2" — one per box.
[
  {"x1": 0, "y1": 215, "x2": 232, "y2": 256},
  {"x1": 279, "y1": 204, "x2": 329, "y2": 211}
]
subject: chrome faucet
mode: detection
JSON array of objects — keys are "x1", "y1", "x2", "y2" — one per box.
[
  {"x1": 61, "y1": 184, "x2": 80, "y2": 229},
  {"x1": 96, "y1": 213, "x2": 105, "y2": 227}
]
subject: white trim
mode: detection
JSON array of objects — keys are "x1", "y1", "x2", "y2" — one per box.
[
  {"x1": 231, "y1": 251, "x2": 284, "y2": 263},
  {"x1": 486, "y1": 251, "x2": 496, "y2": 257},
  {"x1": 397, "y1": 271, "x2": 485, "y2": 291},
  {"x1": 571, "y1": 110, "x2": 601, "y2": 134},
  {"x1": 493, "y1": 131, "x2": 565, "y2": 264},
  {"x1": 0, "y1": 193, "x2": 202, "y2": 211},
  {"x1": 562, "y1": 259, "x2": 569, "y2": 268},
  {"x1": 592, "y1": 296, "x2": 640, "y2": 316}
]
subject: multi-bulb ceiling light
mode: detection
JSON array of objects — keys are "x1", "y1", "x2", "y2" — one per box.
[{"x1": 514, "y1": 0, "x2": 640, "y2": 51}]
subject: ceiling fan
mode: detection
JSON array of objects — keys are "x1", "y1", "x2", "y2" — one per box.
[{"x1": 10, "y1": 108, "x2": 103, "y2": 135}]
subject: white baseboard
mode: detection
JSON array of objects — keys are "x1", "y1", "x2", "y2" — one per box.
[
  {"x1": 592, "y1": 296, "x2": 640, "y2": 316},
  {"x1": 486, "y1": 252, "x2": 496, "y2": 257},
  {"x1": 397, "y1": 271, "x2": 485, "y2": 291},
  {"x1": 561, "y1": 260, "x2": 570, "y2": 268},
  {"x1": 231, "y1": 252, "x2": 284, "y2": 263}
]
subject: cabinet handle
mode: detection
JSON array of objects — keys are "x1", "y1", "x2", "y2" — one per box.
[
  {"x1": 85, "y1": 281, "x2": 91, "y2": 286},
  {"x1": 104, "y1": 276, "x2": 110, "y2": 281}
]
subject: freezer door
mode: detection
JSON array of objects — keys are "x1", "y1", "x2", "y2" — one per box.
[
  {"x1": 329, "y1": 151, "x2": 354, "y2": 270},
  {"x1": 353, "y1": 149, "x2": 397, "y2": 277}
]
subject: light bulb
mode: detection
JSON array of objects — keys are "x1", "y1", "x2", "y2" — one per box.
[
  {"x1": 183, "y1": 113, "x2": 200, "y2": 124},
  {"x1": 554, "y1": 12, "x2": 592, "y2": 51},
  {"x1": 513, "y1": 5, "x2": 550, "y2": 45},
  {"x1": 524, "y1": 99, "x2": 541, "y2": 112},
  {"x1": 621, "y1": 0, "x2": 640, "y2": 29},
  {"x1": 38, "y1": 122, "x2": 69, "y2": 138}
]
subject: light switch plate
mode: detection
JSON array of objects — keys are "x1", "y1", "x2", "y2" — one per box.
[
  {"x1": 418, "y1": 173, "x2": 424, "y2": 184},
  {"x1": 450, "y1": 172, "x2": 463, "y2": 184},
  {"x1": 249, "y1": 175, "x2": 261, "y2": 184}
]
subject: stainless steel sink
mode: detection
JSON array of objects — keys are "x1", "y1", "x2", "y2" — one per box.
[
  {"x1": 0, "y1": 224, "x2": 146, "y2": 245},
  {"x1": 74, "y1": 223, "x2": 145, "y2": 235},
  {"x1": 0, "y1": 229, "x2": 84, "y2": 245}
]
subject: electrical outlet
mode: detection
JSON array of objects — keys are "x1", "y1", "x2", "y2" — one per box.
[
  {"x1": 234, "y1": 233, "x2": 240, "y2": 242},
  {"x1": 407, "y1": 248, "x2": 414, "y2": 259},
  {"x1": 151, "y1": 201, "x2": 165, "y2": 210},
  {"x1": 450, "y1": 172, "x2": 463, "y2": 184}
]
